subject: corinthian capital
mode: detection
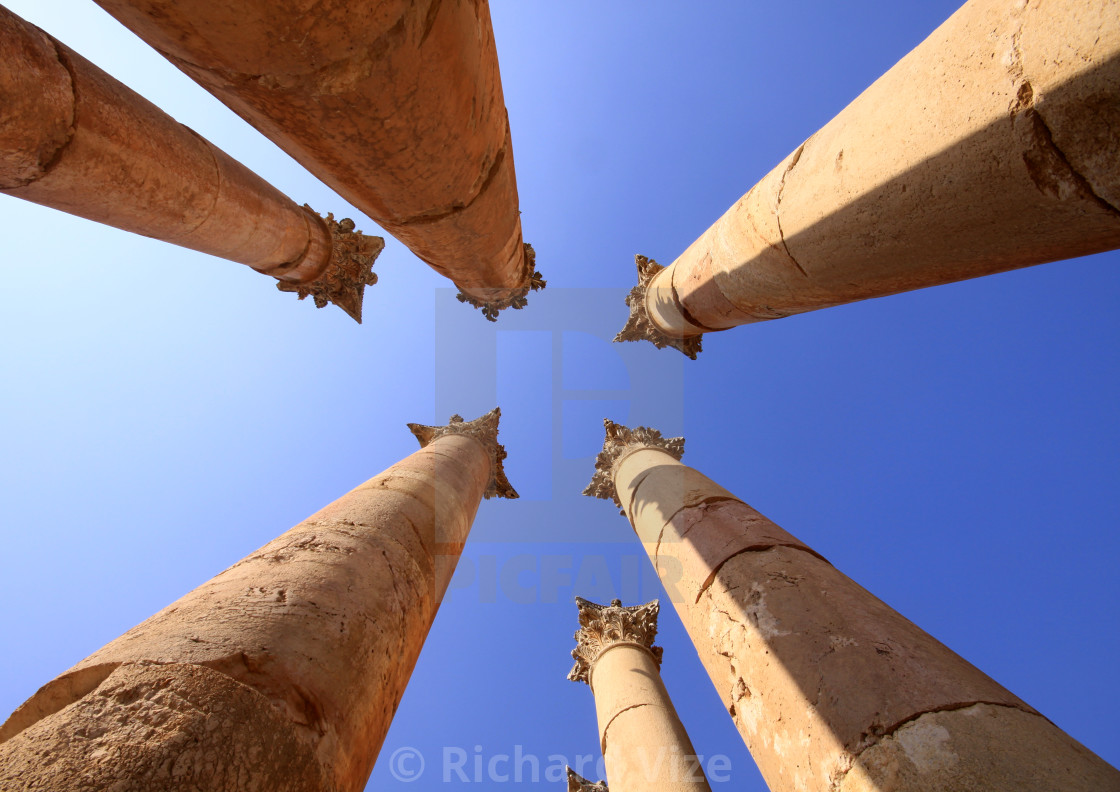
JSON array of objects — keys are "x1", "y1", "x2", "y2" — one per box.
[
  {"x1": 613, "y1": 254, "x2": 702, "y2": 359},
  {"x1": 407, "y1": 407, "x2": 518, "y2": 500},
  {"x1": 566, "y1": 767, "x2": 608, "y2": 792},
  {"x1": 456, "y1": 243, "x2": 546, "y2": 321},
  {"x1": 568, "y1": 598, "x2": 663, "y2": 685},
  {"x1": 582, "y1": 419, "x2": 685, "y2": 511},
  {"x1": 276, "y1": 207, "x2": 384, "y2": 323}
]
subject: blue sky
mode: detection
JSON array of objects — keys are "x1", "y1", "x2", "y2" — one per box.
[{"x1": 1, "y1": 1, "x2": 1117, "y2": 789}]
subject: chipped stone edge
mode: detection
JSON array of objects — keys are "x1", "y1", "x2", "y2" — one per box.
[
  {"x1": 566, "y1": 766, "x2": 609, "y2": 792},
  {"x1": 407, "y1": 407, "x2": 518, "y2": 500},
  {"x1": 456, "y1": 243, "x2": 546, "y2": 322},
  {"x1": 276, "y1": 207, "x2": 385, "y2": 324},
  {"x1": 613, "y1": 254, "x2": 702, "y2": 359},
  {"x1": 582, "y1": 419, "x2": 685, "y2": 513},
  {"x1": 568, "y1": 597, "x2": 663, "y2": 686}
]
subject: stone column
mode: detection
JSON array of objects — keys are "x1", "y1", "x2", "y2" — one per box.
[
  {"x1": 616, "y1": 0, "x2": 1120, "y2": 357},
  {"x1": 0, "y1": 409, "x2": 516, "y2": 792},
  {"x1": 584, "y1": 419, "x2": 1120, "y2": 791},
  {"x1": 567, "y1": 766, "x2": 609, "y2": 791},
  {"x1": 0, "y1": 6, "x2": 383, "y2": 322},
  {"x1": 90, "y1": 0, "x2": 544, "y2": 321},
  {"x1": 568, "y1": 598, "x2": 713, "y2": 792}
]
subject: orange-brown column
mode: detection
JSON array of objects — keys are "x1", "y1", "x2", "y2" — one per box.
[
  {"x1": 569, "y1": 598, "x2": 712, "y2": 792},
  {"x1": 617, "y1": 0, "x2": 1120, "y2": 357},
  {"x1": 0, "y1": 409, "x2": 516, "y2": 792},
  {"x1": 91, "y1": 0, "x2": 543, "y2": 321},
  {"x1": 584, "y1": 420, "x2": 1120, "y2": 792},
  {"x1": 0, "y1": 5, "x2": 382, "y2": 322}
]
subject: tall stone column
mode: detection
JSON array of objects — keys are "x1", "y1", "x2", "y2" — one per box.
[
  {"x1": 568, "y1": 597, "x2": 713, "y2": 792},
  {"x1": 0, "y1": 409, "x2": 516, "y2": 792},
  {"x1": 90, "y1": 0, "x2": 544, "y2": 320},
  {"x1": 584, "y1": 420, "x2": 1120, "y2": 792},
  {"x1": 617, "y1": 0, "x2": 1120, "y2": 357},
  {"x1": 0, "y1": 6, "x2": 383, "y2": 322}
]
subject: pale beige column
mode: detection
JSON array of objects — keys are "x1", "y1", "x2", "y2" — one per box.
[
  {"x1": 584, "y1": 420, "x2": 1120, "y2": 792},
  {"x1": 616, "y1": 0, "x2": 1120, "y2": 357},
  {"x1": 0, "y1": 6, "x2": 383, "y2": 322},
  {"x1": 568, "y1": 598, "x2": 712, "y2": 792},
  {"x1": 0, "y1": 409, "x2": 516, "y2": 792},
  {"x1": 90, "y1": 0, "x2": 544, "y2": 320},
  {"x1": 567, "y1": 766, "x2": 609, "y2": 791}
]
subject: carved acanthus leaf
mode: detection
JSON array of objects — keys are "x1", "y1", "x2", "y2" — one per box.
[
  {"x1": 406, "y1": 407, "x2": 518, "y2": 500},
  {"x1": 613, "y1": 254, "x2": 702, "y2": 359},
  {"x1": 566, "y1": 767, "x2": 609, "y2": 792},
  {"x1": 568, "y1": 597, "x2": 662, "y2": 685},
  {"x1": 457, "y1": 243, "x2": 546, "y2": 321},
  {"x1": 582, "y1": 419, "x2": 685, "y2": 512},
  {"x1": 276, "y1": 207, "x2": 385, "y2": 323}
]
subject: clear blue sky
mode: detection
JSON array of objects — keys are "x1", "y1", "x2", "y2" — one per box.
[{"x1": 1, "y1": 2, "x2": 1117, "y2": 789}]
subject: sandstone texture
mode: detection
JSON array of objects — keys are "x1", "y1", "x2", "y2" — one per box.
[
  {"x1": 0, "y1": 662, "x2": 330, "y2": 791},
  {"x1": 91, "y1": 0, "x2": 532, "y2": 303},
  {"x1": 0, "y1": 6, "x2": 343, "y2": 286},
  {"x1": 570, "y1": 598, "x2": 711, "y2": 792},
  {"x1": 591, "y1": 645, "x2": 712, "y2": 792},
  {"x1": 609, "y1": 441, "x2": 1120, "y2": 792},
  {"x1": 837, "y1": 703, "x2": 1120, "y2": 792},
  {"x1": 644, "y1": 0, "x2": 1120, "y2": 337},
  {"x1": 0, "y1": 429, "x2": 493, "y2": 792}
]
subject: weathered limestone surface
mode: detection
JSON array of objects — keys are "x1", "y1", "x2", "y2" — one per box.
[
  {"x1": 569, "y1": 598, "x2": 711, "y2": 792},
  {"x1": 586, "y1": 420, "x2": 1120, "y2": 792},
  {"x1": 0, "y1": 6, "x2": 383, "y2": 321},
  {"x1": 837, "y1": 703, "x2": 1120, "y2": 792},
  {"x1": 91, "y1": 0, "x2": 540, "y2": 315},
  {"x1": 0, "y1": 410, "x2": 514, "y2": 792},
  {"x1": 620, "y1": 0, "x2": 1120, "y2": 350},
  {"x1": 0, "y1": 662, "x2": 328, "y2": 791}
]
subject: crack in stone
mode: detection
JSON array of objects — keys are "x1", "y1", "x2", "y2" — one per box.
[
  {"x1": 418, "y1": 0, "x2": 445, "y2": 46},
  {"x1": 774, "y1": 142, "x2": 810, "y2": 278},
  {"x1": 713, "y1": 604, "x2": 743, "y2": 627},
  {"x1": 1022, "y1": 99, "x2": 1120, "y2": 216},
  {"x1": 653, "y1": 496, "x2": 742, "y2": 566},
  {"x1": 669, "y1": 273, "x2": 725, "y2": 334},
  {"x1": 1004, "y1": 0, "x2": 1118, "y2": 217},
  {"x1": 143, "y1": 8, "x2": 513, "y2": 230},
  {"x1": 171, "y1": 130, "x2": 232, "y2": 240},
  {"x1": 14, "y1": 33, "x2": 81, "y2": 190},
  {"x1": 828, "y1": 700, "x2": 1042, "y2": 791},
  {"x1": 397, "y1": 124, "x2": 510, "y2": 227},
  {"x1": 695, "y1": 543, "x2": 830, "y2": 602},
  {"x1": 599, "y1": 701, "x2": 653, "y2": 756}
]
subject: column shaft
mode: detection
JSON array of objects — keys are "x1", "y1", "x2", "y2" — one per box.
[
  {"x1": 624, "y1": 0, "x2": 1120, "y2": 348},
  {"x1": 592, "y1": 645, "x2": 710, "y2": 792},
  {"x1": 0, "y1": 411, "x2": 512, "y2": 792},
  {"x1": 0, "y1": 6, "x2": 385, "y2": 321},
  {"x1": 570, "y1": 599, "x2": 711, "y2": 792},
  {"x1": 587, "y1": 423, "x2": 1120, "y2": 792},
  {"x1": 90, "y1": 0, "x2": 540, "y2": 313}
]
